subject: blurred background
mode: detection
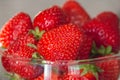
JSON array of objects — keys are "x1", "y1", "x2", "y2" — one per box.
[
  {"x1": 0, "y1": 0, "x2": 120, "y2": 79},
  {"x1": 0, "y1": 0, "x2": 120, "y2": 28}
]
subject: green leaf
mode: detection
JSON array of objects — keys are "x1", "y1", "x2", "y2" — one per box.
[
  {"x1": 27, "y1": 43, "x2": 37, "y2": 49},
  {"x1": 29, "y1": 27, "x2": 45, "y2": 40},
  {"x1": 90, "y1": 41, "x2": 99, "y2": 58},
  {"x1": 79, "y1": 64, "x2": 102, "y2": 80},
  {"x1": 97, "y1": 45, "x2": 105, "y2": 54},
  {"x1": 32, "y1": 52, "x2": 39, "y2": 59},
  {"x1": 35, "y1": 27, "x2": 40, "y2": 34},
  {"x1": 105, "y1": 46, "x2": 112, "y2": 54},
  {"x1": 32, "y1": 52, "x2": 43, "y2": 59},
  {"x1": 91, "y1": 49, "x2": 96, "y2": 54},
  {"x1": 31, "y1": 52, "x2": 44, "y2": 62},
  {"x1": 91, "y1": 42, "x2": 97, "y2": 53}
]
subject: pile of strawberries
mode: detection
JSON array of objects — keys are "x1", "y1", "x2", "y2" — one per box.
[{"x1": 0, "y1": 0, "x2": 120, "y2": 80}]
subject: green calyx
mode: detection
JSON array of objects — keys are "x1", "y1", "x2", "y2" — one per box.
[
  {"x1": 31, "y1": 52, "x2": 44, "y2": 63},
  {"x1": 27, "y1": 43, "x2": 37, "y2": 49},
  {"x1": 27, "y1": 43, "x2": 44, "y2": 61},
  {"x1": 79, "y1": 64, "x2": 102, "y2": 80},
  {"x1": 32, "y1": 52, "x2": 43, "y2": 59},
  {"x1": 91, "y1": 41, "x2": 112, "y2": 57},
  {"x1": 29, "y1": 27, "x2": 45, "y2": 40}
]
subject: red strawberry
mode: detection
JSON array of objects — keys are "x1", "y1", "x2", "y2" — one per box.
[
  {"x1": 95, "y1": 55, "x2": 120, "y2": 80},
  {"x1": 62, "y1": 0, "x2": 90, "y2": 27},
  {"x1": 31, "y1": 72, "x2": 62, "y2": 80},
  {"x1": 33, "y1": 5, "x2": 69, "y2": 31},
  {"x1": 82, "y1": 19, "x2": 120, "y2": 53},
  {"x1": 62, "y1": 64, "x2": 100, "y2": 80},
  {"x1": 0, "y1": 12, "x2": 33, "y2": 48},
  {"x1": 62, "y1": 74, "x2": 80, "y2": 80},
  {"x1": 1, "y1": 34, "x2": 43, "y2": 79},
  {"x1": 77, "y1": 36, "x2": 92, "y2": 60},
  {"x1": 37, "y1": 23, "x2": 86, "y2": 61},
  {"x1": 96, "y1": 11, "x2": 119, "y2": 29},
  {"x1": 80, "y1": 72, "x2": 97, "y2": 80},
  {"x1": 95, "y1": 12, "x2": 120, "y2": 49}
]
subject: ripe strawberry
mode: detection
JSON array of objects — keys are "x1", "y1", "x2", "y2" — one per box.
[
  {"x1": 31, "y1": 72, "x2": 62, "y2": 80},
  {"x1": 95, "y1": 55, "x2": 120, "y2": 80},
  {"x1": 96, "y1": 11, "x2": 119, "y2": 29},
  {"x1": 82, "y1": 19, "x2": 120, "y2": 53},
  {"x1": 62, "y1": 0, "x2": 91, "y2": 27},
  {"x1": 1, "y1": 34, "x2": 43, "y2": 79},
  {"x1": 62, "y1": 64, "x2": 100, "y2": 80},
  {"x1": 95, "y1": 12, "x2": 120, "y2": 48},
  {"x1": 0, "y1": 12, "x2": 33, "y2": 48},
  {"x1": 63, "y1": 74, "x2": 97, "y2": 80},
  {"x1": 37, "y1": 23, "x2": 86, "y2": 61},
  {"x1": 33, "y1": 5, "x2": 69, "y2": 31},
  {"x1": 77, "y1": 36, "x2": 92, "y2": 60},
  {"x1": 80, "y1": 72, "x2": 97, "y2": 80},
  {"x1": 62, "y1": 74, "x2": 80, "y2": 80}
]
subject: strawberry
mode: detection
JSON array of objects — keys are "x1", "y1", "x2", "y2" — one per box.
[
  {"x1": 37, "y1": 23, "x2": 87, "y2": 61},
  {"x1": 31, "y1": 72, "x2": 62, "y2": 80},
  {"x1": 82, "y1": 19, "x2": 120, "y2": 53},
  {"x1": 77, "y1": 36, "x2": 92, "y2": 60},
  {"x1": 62, "y1": 74, "x2": 80, "y2": 80},
  {"x1": 62, "y1": 64, "x2": 101, "y2": 80},
  {"x1": 33, "y1": 5, "x2": 69, "y2": 31},
  {"x1": 96, "y1": 11, "x2": 119, "y2": 29},
  {"x1": 62, "y1": 0, "x2": 90, "y2": 27},
  {"x1": 95, "y1": 55, "x2": 120, "y2": 80},
  {"x1": 80, "y1": 72, "x2": 97, "y2": 80},
  {"x1": 0, "y1": 12, "x2": 33, "y2": 48},
  {"x1": 1, "y1": 34, "x2": 43, "y2": 79}
]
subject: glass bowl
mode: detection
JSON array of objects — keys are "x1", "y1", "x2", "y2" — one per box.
[{"x1": 0, "y1": 50, "x2": 120, "y2": 80}]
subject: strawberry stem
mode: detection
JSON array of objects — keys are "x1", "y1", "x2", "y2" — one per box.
[
  {"x1": 79, "y1": 64, "x2": 102, "y2": 80},
  {"x1": 32, "y1": 52, "x2": 44, "y2": 59},
  {"x1": 105, "y1": 45, "x2": 112, "y2": 54},
  {"x1": 91, "y1": 41, "x2": 112, "y2": 58},
  {"x1": 31, "y1": 52, "x2": 44, "y2": 63},
  {"x1": 29, "y1": 27, "x2": 45, "y2": 40},
  {"x1": 27, "y1": 43, "x2": 37, "y2": 49}
]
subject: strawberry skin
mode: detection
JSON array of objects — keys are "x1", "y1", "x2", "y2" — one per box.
[
  {"x1": 33, "y1": 5, "x2": 69, "y2": 31},
  {"x1": 62, "y1": 0, "x2": 90, "y2": 27},
  {"x1": 80, "y1": 72, "x2": 97, "y2": 80},
  {"x1": 62, "y1": 74, "x2": 80, "y2": 80},
  {"x1": 31, "y1": 72, "x2": 62, "y2": 80},
  {"x1": 96, "y1": 11, "x2": 119, "y2": 29},
  {"x1": 63, "y1": 74, "x2": 96, "y2": 80},
  {"x1": 1, "y1": 34, "x2": 43, "y2": 79},
  {"x1": 0, "y1": 12, "x2": 33, "y2": 48},
  {"x1": 62, "y1": 64, "x2": 100, "y2": 80},
  {"x1": 82, "y1": 19, "x2": 120, "y2": 52},
  {"x1": 95, "y1": 55, "x2": 120, "y2": 80},
  {"x1": 78, "y1": 35, "x2": 92, "y2": 60},
  {"x1": 37, "y1": 23, "x2": 86, "y2": 61}
]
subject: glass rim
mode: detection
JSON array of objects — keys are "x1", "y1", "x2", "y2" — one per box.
[{"x1": 0, "y1": 49, "x2": 120, "y2": 65}]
